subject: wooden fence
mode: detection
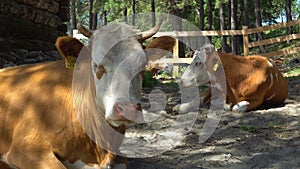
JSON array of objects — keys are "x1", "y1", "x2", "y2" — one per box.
[
  {"x1": 73, "y1": 20, "x2": 300, "y2": 76},
  {"x1": 152, "y1": 19, "x2": 300, "y2": 75}
]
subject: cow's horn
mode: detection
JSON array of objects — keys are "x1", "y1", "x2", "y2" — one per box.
[
  {"x1": 78, "y1": 24, "x2": 93, "y2": 38},
  {"x1": 140, "y1": 17, "x2": 165, "y2": 41}
]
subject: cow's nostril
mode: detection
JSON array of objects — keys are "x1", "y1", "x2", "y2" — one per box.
[
  {"x1": 116, "y1": 103, "x2": 124, "y2": 112},
  {"x1": 134, "y1": 103, "x2": 142, "y2": 111},
  {"x1": 113, "y1": 102, "x2": 142, "y2": 122}
]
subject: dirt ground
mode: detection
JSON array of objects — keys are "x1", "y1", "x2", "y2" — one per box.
[{"x1": 126, "y1": 76, "x2": 300, "y2": 169}]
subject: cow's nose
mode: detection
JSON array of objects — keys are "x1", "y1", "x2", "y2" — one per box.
[{"x1": 114, "y1": 102, "x2": 142, "y2": 121}]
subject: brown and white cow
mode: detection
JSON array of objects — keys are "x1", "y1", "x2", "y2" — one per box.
[
  {"x1": 145, "y1": 36, "x2": 175, "y2": 76},
  {"x1": 0, "y1": 21, "x2": 175, "y2": 169},
  {"x1": 178, "y1": 46, "x2": 288, "y2": 112}
]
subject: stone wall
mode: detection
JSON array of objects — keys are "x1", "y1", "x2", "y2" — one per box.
[
  {"x1": 0, "y1": 0, "x2": 69, "y2": 67},
  {"x1": 0, "y1": 50, "x2": 61, "y2": 69}
]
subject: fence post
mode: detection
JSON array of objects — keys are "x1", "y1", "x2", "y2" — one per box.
[
  {"x1": 242, "y1": 26, "x2": 249, "y2": 56},
  {"x1": 172, "y1": 38, "x2": 179, "y2": 76}
]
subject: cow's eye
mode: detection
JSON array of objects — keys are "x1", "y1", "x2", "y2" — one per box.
[
  {"x1": 96, "y1": 65, "x2": 106, "y2": 80},
  {"x1": 92, "y1": 62, "x2": 98, "y2": 72},
  {"x1": 195, "y1": 62, "x2": 202, "y2": 66}
]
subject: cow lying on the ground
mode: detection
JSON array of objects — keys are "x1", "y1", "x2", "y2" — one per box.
[
  {"x1": 145, "y1": 36, "x2": 175, "y2": 76},
  {"x1": 178, "y1": 46, "x2": 288, "y2": 112},
  {"x1": 146, "y1": 63, "x2": 173, "y2": 76},
  {"x1": 0, "y1": 21, "x2": 175, "y2": 169}
]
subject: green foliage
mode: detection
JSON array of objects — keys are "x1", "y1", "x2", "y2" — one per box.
[
  {"x1": 142, "y1": 71, "x2": 160, "y2": 88},
  {"x1": 74, "y1": 0, "x2": 299, "y2": 31},
  {"x1": 93, "y1": 0, "x2": 105, "y2": 13},
  {"x1": 104, "y1": 0, "x2": 129, "y2": 21},
  {"x1": 285, "y1": 67, "x2": 300, "y2": 77},
  {"x1": 161, "y1": 80, "x2": 179, "y2": 89},
  {"x1": 159, "y1": 71, "x2": 171, "y2": 78},
  {"x1": 72, "y1": 0, "x2": 300, "y2": 57},
  {"x1": 267, "y1": 114, "x2": 288, "y2": 129},
  {"x1": 240, "y1": 125, "x2": 257, "y2": 132}
]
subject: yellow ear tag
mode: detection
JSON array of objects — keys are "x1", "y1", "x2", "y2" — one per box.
[
  {"x1": 213, "y1": 63, "x2": 219, "y2": 72},
  {"x1": 65, "y1": 56, "x2": 77, "y2": 70}
]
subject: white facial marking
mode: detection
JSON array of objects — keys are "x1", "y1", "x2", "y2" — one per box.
[
  {"x1": 88, "y1": 23, "x2": 147, "y2": 127},
  {"x1": 275, "y1": 72, "x2": 279, "y2": 82}
]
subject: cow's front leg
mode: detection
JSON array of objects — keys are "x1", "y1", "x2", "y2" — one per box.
[
  {"x1": 100, "y1": 152, "x2": 115, "y2": 169},
  {"x1": 6, "y1": 148, "x2": 66, "y2": 169},
  {"x1": 100, "y1": 152, "x2": 127, "y2": 169},
  {"x1": 232, "y1": 96, "x2": 264, "y2": 112},
  {"x1": 232, "y1": 101, "x2": 250, "y2": 112}
]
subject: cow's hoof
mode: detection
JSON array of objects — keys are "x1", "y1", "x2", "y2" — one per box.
[
  {"x1": 172, "y1": 104, "x2": 180, "y2": 112},
  {"x1": 232, "y1": 101, "x2": 249, "y2": 112},
  {"x1": 224, "y1": 103, "x2": 232, "y2": 111}
]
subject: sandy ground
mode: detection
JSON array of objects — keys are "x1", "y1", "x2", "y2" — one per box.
[
  {"x1": 126, "y1": 77, "x2": 300, "y2": 169},
  {"x1": 0, "y1": 72, "x2": 298, "y2": 169}
]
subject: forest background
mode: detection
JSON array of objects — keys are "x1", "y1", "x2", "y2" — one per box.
[{"x1": 68, "y1": 0, "x2": 300, "y2": 56}]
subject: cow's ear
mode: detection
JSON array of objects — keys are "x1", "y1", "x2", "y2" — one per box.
[
  {"x1": 55, "y1": 36, "x2": 84, "y2": 59},
  {"x1": 145, "y1": 36, "x2": 176, "y2": 61}
]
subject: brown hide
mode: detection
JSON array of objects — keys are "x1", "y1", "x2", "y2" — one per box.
[
  {"x1": 145, "y1": 36, "x2": 176, "y2": 75},
  {"x1": 0, "y1": 35, "x2": 176, "y2": 169},
  {"x1": 206, "y1": 52, "x2": 288, "y2": 111},
  {"x1": 0, "y1": 38, "x2": 125, "y2": 169}
]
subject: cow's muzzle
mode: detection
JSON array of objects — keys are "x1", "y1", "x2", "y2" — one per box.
[{"x1": 113, "y1": 102, "x2": 142, "y2": 122}]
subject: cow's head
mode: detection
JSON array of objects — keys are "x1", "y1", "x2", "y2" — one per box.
[
  {"x1": 56, "y1": 21, "x2": 175, "y2": 127},
  {"x1": 180, "y1": 45, "x2": 219, "y2": 87}
]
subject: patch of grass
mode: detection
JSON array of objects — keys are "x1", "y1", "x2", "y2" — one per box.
[
  {"x1": 240, "y1": 125, "x2": 257, "y2": 132},
  {"x1": 142, "y1": 71, "x2": 160, "y2": 87},
  {"x1": 267, "y1": 114, "x2": 287, "y2": 129},
  {"x1": 159, "y1": 71, "x2": 172, "y2": 78},
  {"x1": 284, "y1": 67, "x2": 300, "y2": 77},
  {"x1": 161, "y1": 80, "x2": 179, "y2": 88}
]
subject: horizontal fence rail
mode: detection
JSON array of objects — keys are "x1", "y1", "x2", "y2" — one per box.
[{"x1": 73, "y1": 20, "x2": 300, "y2": 76}]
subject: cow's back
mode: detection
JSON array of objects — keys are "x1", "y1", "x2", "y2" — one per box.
[
  {"x1": 218, "y1": 53, "x2": 288, "y2": 110},
  {"x1": 0, "y1": 60, "x2": 74, "y2": 155}
]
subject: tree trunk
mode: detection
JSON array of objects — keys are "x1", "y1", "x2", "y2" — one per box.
[
  {"x1": 207, "y1": 0, "x2": 212, "y2": 30},
  {"x1": 151, "y1": 0, "x2": 155, "y2": 27},
  {"x1": 243, "y1": 0, "x2": 249, "y2": 26},
  {"x1": 227, "y1": 0, "x2": 231, "y2": 49},
  {"x1": 169, "y1": 0, "x2": 184, "y2": 57},
  {"x1": 131, "y1": 0, "x2": 136, "y2": 26},
  {"x1": 231, "y1": 0, "x2": 238, "y2": 54},
  {"x1": 102, "y1": 10, "x2": 107, "y2": 25},
  {"x1": 89, "y1": 0, "x2": 93, "y2": 30},
  {"x1": 219, "y1": 1, "x2": 227, "y2": 52},
  {"x1": 123, "y1": 7, "x2": 128, "y2": 23},
  {"x1": 70, "y1": 0, "x2": 77, "y2": 31},
  {"x1": 285, "y1": 0, "x2": 293, "y2": 43},
  {"x1": 253, "y1": 0, "x2": 265, "y2": 53},
  {"x1": 207, "y1": 0, "x2": 213, "y2": 41},
  {"x1": 227, "y1": 0, "x2": 231, "y2": 30},
  {"x1": 92, "y1": 13, "x2": 97, "y2": 30},
  {"x1": 198, "y1": 0, "x2": 204, "y2": 30}
]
